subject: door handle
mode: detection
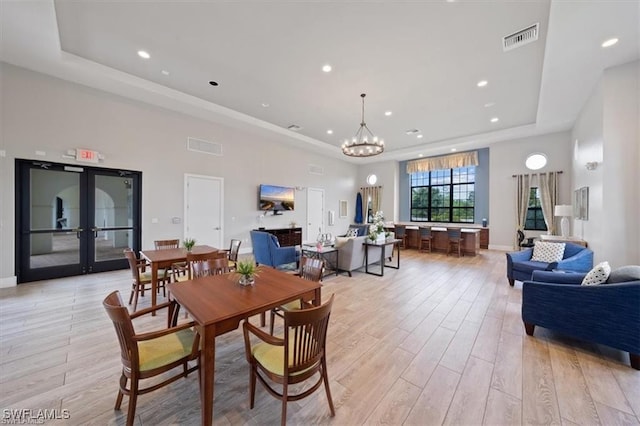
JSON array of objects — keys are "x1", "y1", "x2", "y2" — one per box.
[
  {"x1": 74, "y1": 228, "x2": 84, "y2": 239},
  {"x1": 91, "y1": 227, "x2": 100, "y2": 237}
]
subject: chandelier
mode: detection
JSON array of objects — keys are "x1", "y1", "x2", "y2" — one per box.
[{"x1": 342, "y1": 93, "x2": 385, "y2": 157}]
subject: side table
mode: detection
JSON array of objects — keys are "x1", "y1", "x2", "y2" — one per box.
[
  {"x1": 363, "y1": 238, "x2": 401, "y2": 277},
  {"x1": 301, "y1": 245, "x2": 340, "y2": 278}
]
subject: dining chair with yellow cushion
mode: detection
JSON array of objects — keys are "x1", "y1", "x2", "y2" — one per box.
[
  {"x1": 124, "y1": 248, "x2": 167, "y2": 312},
  {"x1": 243, "y1": 295, "x2": 335, "y2": 426},
  {"x1": 269, "y1": 256, "x2": 324, "y2": 335},
  {"x1": 171, "y1": 250, "x2": 225, "y2": 282},
  {"x1": 223, "y1": 239, "x2": 242, "y2": 271},
  {"x1": 103, "y1": 291, "x2": 200, "y2": 426},
  {"x1": 154, "y1": 239, "x2": 182, "y2": 282},
  {"x1": 192, "y1": 257, "x2": 230, "y2": 278}
]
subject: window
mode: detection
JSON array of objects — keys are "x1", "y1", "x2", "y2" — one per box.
[
  {"x1": 410, "y1": 166, "x2": 475, "y2": 222},
  {"x1": 525, "y1": 187, "x2": 547, "y2": 231}
]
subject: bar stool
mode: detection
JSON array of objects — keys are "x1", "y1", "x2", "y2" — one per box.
[
  {"x1": 419, "y1": 226, "x2": 432, "y2": 252},
  {"x1": 447, "y1": 228, "x2": 464, "y2": 257}
]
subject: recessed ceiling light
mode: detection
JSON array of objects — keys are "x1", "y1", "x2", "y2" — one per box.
[
  {"x1": 451, "y1": 148, "x2": 457, "y2": 152},
  {"x1": 601, "y1": 38, "x2": 619, "y2": 48},
  {"x1": 384, "y1": 111, "x2": 392, "y2": 116},
  {"x1": 161, "y1": 70, "x2": 170, "y2": 76},
  {"x1": 418, "y1": 154, "x2": 424, "y2": 157},
  {"x1": 417, "y1": 134, "x2": 423, "y2": 139},
  {"x1": 137, "y1": 50, "x2": 150, "y2": 59},
  {"x1": 209, "y1": 81, "x2": 219, "y2": 86},
  {"x1": 327, "y1": 130, "x2": 333, "y2": 135},
  {"x1": 484, "y1": 102, "x2": 495, "y2": 108},
  {"x1": 261, "y1": 103, "x2": 270, "y2": 108},
  {"x1": 490, "y1": 117, "x2": 499, "y2": 123},
  {"x1": 477, "y1": 80, "x2": 488, "y2": 87},
  {"x1": 322, "y1": 64, "x2": 332, "y2": 72},
  {"x1": 405, "y1": 129, "x2": 420, "y2": 135}
]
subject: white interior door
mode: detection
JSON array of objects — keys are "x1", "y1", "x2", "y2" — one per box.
[
  {"x1": 306, "y1": 187, "x2": 324, "y2": 243},
  {"x1": 184, "y1": 174, "x2": 223, "y2": 248}
]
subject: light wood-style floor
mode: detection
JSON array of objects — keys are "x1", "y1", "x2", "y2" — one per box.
[{"x1": 1, "y1": 249, "x2": 639, "y2": 425}]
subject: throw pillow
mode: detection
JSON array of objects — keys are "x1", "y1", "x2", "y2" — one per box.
[
  {"x1": 606, "y1": 265, "x2": 640, "y2": 283},
  {"x1": 334, "y1": 236, "x2": 352, "y2": 248},
  {"x1": 346, "y1": 228, "x2": 359, "y2": 237},
  {"x1": 581, "y1": 261, "x2": 611, "y2": 285},
  {"x1": 531, "y1": 241, "x2": 566, "y2": 263}
]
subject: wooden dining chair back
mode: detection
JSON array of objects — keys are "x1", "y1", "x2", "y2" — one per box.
[
  {"x1": 394, "y1": 224, "x2": 407, "y2": 249},
  {"x1": 226, "y1": 239, "x2": 242, "y2": 270},
  {"x1": 419, "y1": 226, "x2": 433, "y2": 252},
  {"x1": 243, "y1": 295, "x2": 335, "y2": 426},
  {"x1": 191, "y1": 257, "x2": 230, "y2": 278},
  {"x1": 447, "y1": 228, "x2": 464, "y2": 257},
  {"x1": 270, "y1": 256, "x2": 324, "y2": 335},
  {"x1": 172, "y1": 250, "x2": 225, "y2": 282},
  {"x1": 154, "y1": 239, "x2": 180, "y2": 250},
  {"x1": 103, "y1": 290, "x2": 200, "y2": 426},
  {"x1": 124, "y1": 248, "x2": 157, "y2": 312}
]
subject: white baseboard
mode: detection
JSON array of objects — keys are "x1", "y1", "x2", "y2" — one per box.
[{"x1": 0, "y1": 276, "x2": 17, "y2": 288}]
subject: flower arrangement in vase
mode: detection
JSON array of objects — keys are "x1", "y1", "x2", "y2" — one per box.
[
  {"x1": 368, "y1": 211, "x2": 387, "y2": 243},
  {"x1": 183, "y1": 238, "x2": 196, "y2": 252},
  {"x1": 235, "y1": 258, "x2": 259, "y2": 286}
]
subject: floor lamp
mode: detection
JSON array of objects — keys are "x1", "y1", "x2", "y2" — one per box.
[{"x1": 554, "y1": 205, "x2": 573, "y2": 237}]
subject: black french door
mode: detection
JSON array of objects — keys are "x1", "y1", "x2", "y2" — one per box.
[{"x1": 15, "y1": 159, "x2": 142, "y2": 283}]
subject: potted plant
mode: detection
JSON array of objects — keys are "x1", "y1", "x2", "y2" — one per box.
[
  {"x1": 235, "y1": 258, "x2": 259, "y2": 286},
  {"x1": 183, "y1": 238, "x2": 196, "y2": 252}
]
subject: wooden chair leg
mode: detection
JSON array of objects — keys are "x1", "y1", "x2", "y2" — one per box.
[
  {"x1": 270, "y1": 310, "x2": 276, "y2": 335},
  {"x1": 281, "y1": 382, "x2": 288, "y2": 426},
  {"x1": 249, "y1": 365, "x2": 257, "y2": 409},
  {"x1": 132, "y1": 285, "x2": 140, "y2": 312},
  {"x1": 115, "y1": 375, "x2": 126, "y2": 409},
  {"x1": 126, "y1": 378, "x2": 138, "y2": 426},
  {"x1": 322, "y1": 357, "x2": 336, "y2": 416}
]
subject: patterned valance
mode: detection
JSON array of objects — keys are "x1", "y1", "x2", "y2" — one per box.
[{"x1": 406, "y1": 151, "x2": 478, "y2": 174}]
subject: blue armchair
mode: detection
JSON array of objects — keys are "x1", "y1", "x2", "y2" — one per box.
[
  {"x1": 522, "y1": 269, "x2": 640, "y2": 369},
  {"x1": 506, "y1": 242, "x2": 593, "y2": 286},
  {"x1": 250, "y1": 231, "x2": 299, "y2": 269}
]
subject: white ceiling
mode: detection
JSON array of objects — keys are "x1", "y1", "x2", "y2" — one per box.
[{"x1": 1, "y1": 1, "x2": 638, "y2": 163}]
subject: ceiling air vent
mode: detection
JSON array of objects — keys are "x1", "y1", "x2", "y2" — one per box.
[
  {"x1": 187, "y1": 137, "x2": 222, "y2": 156},
  {"x1": 308, "y1": 164, "x2": 324, "y2": 175},
  {"x1": 287, "y1": 124, "x2": 302, "y2": 131},
  {"x1": 503, "y1": 23, "x2": 539, "y2": 51}
]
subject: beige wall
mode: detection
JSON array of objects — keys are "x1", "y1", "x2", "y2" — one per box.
[
  {"x1": 572, "y1": 60, "x2": 640, "y2": 266},
  {"x1": 0, "y1": 63, "x2": 358, "y2": 283}
]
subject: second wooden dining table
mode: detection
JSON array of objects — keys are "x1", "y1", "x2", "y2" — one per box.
[{"x1": 139, "y1": 245, "x2": 219, "y2": 314}]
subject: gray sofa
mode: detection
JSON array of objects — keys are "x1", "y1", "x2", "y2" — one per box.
[{"x1": 336, "y1": 236, "x2": 393, "y2": 276}]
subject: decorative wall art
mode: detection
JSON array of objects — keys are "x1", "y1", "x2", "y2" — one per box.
[{"x1": 574, "y1": 187, "x2": 589, "y2": 220}]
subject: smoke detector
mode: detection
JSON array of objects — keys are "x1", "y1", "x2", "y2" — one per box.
[{"x1": 503, "y1": 23, "x2": 539, "y2": 51}]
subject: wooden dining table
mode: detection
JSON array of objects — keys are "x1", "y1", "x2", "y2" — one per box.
[
  {"x1": 140, "y1": 245, "x2": 219, "y2": 314},
  {"x1": 167, "y1": 267, "x2": 322, "y2": 426}
]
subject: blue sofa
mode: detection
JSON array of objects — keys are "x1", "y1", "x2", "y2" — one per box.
[
  {"x1": 522, "y1": 269, "x2": 640, "y2": 369},
  {"x1": 506, "y1": 242, "x2": 593, "y2": 286},
  {"x1": 250, "y1": 231, "x2": 299, "y2": 269}
]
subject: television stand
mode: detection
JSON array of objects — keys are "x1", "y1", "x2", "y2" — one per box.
[{"x1": 254, "y1": 227, "x2": 302, "y2": 247}]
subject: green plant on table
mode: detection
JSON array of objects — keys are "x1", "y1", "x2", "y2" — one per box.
[
  {"x1": 183, "y1": 238, "x2": 196, "y2": 252},
  {"x1": 235, "y1": 258, "x2": 259, "y2": 285}
]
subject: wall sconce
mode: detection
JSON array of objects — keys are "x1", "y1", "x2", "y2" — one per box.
[{"x1": 585, "y1": 161, "x2": 598, "y2": 171}]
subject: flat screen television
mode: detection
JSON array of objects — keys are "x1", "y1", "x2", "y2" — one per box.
[{"x1": 259, "y1": 184, "x2": 295, "y2": 212}]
